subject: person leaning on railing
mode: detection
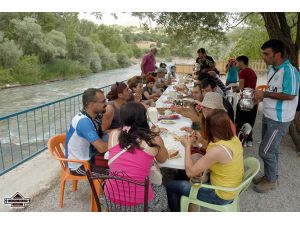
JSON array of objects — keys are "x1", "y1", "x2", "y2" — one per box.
[{"x1": 65, "y1": 88, "x2": 108, "y2": 176}]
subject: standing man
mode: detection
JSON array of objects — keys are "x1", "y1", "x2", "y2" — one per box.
[
  {"x1": 66, "y1": 88, "x2": 108, "y2": 175},
  {"x1": 196, "y1": 48, "x2": 220, "y2": 75},
  {"x1": 235, "y1": 55, "x2": 257, "y2": 147},
  {"x1": 253, "y1": 39, "x2": 299, "y2": 193},
  {"x1": 141, "y1": 47, "x2": 157, "y2": 79}
]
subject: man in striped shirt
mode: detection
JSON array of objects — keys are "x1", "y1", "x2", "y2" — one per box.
[{"x1": 253, "y1": 39, "x2": 300, "y2": 193}]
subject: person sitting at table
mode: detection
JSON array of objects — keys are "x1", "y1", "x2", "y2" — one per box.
[
  {"x1": 200, "y1": 77, "x2": 235, "y2": 123},
  {"x1": 101, "y1": 82, "x2": 132, "y2": 132},
  {"x1": 128, "y1": 78, "x2": 155, "y2": 107},
  {"x1": 171, "y1": 83, "x2": 204, "y2": 131},
  {"x1": 156, "y1": 68, "x2": 171, "y2": 92},
  {"x1": 198, "y1": 73, "x2": 227, "y2": 97},
  {"x1": 142, "y1": 76, "x2": 161, "y2": 101},
  {"x1": 166, "y1": 109, "x2": 244, "y2": 212},
  {"x1": 105, "y1": 102, "x2": 169, "y2": 211},
  {"x1": 66, "y1": 88, "x2": 108, "y2": 176},
  {"x1": 181, "y1": 92, "x2": 237, "y2": 149}
]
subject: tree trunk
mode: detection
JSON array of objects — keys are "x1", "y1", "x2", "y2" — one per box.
[{"x1": 261, "y1": 12, "x2": 299, "y2": 69}]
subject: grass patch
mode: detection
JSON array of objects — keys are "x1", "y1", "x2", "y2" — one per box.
[{"x1": 40, "y1": 59, "x2": 91, "y2": 80}]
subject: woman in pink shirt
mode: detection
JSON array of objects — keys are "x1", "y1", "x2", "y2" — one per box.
[{"x1": 105, "y1": 102, "x2": 169, "y2": 211}]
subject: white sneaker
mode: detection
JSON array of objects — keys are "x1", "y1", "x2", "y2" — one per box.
[{"x1": 247, "y1": 141, "x2": 253, "y2": 147}]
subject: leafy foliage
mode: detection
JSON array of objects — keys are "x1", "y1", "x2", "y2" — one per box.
[{"x1": 0, "y1": 39, "x2": 23, "y2": 68}]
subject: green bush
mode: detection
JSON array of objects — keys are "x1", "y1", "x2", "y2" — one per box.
[
  {"x1": 0, "y1": 39, "x2": 23, "y2": 68},
  {"x1": 99, "y1": 47, "x2": 119, "y2": 70},
  {"x1": 131, "y1": 44, "x2": 142, "y2": 58},
  {"x1": 12, "y1": 55, "x2": 41, "y2": 84},
  {"x1": 40, "y1": 59, "x2": 90, "y2": 80},
  {"x1": 0, "y1": 68, "x2": 16, "y2": 86},
  {"x1": 90, "y1": 52, "x2": 102, "y2": 73},
  {"x1": 116, "y1": 52, "x2": 131, "y2": 68}
]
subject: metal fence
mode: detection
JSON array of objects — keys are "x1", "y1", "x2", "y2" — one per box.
[{"x1": 0, "y1": 81, "x2": 125, "y2": 176}]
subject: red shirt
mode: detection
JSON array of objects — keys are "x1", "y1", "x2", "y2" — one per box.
[
  {"x1": 141, "y1": 53, "x2": 156, "y2": 75},
  {"x1": 238, "y1": 67, "x2": 257, "y2": 89}
]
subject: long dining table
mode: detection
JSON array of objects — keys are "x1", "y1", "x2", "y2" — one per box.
[{"x1": 155, "y1": 84, "x2": 193, "y2": 170}]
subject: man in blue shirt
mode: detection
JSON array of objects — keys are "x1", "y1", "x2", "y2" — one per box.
[
  {"x1": 66, "y1": 88, "x2": 108, "y2": 176},
  {"x1": 253, "y1": 39, "x2": 299, "y2": 193}
]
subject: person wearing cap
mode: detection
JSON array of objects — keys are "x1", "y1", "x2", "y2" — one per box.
[
  {"x1": 141, "y1": 47, "x2": 157, "y2": 77},
  {"x1": 142, "y1": 76, "x2": 161, "y2": 101},
  {"x1": 180, "y1": 92, "x2": 237, "y2": 149},
  {"x1": 200, "y1": 77, "x2": 235, "y2": 123},
  {"x1": 101, "y1": 82, "x2": 132, "y2": 132},
  {"x1": 166, "y1": 109, "x2": 244, "y2": 211}
]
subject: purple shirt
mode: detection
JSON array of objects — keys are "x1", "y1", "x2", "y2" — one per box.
[{"x1": 141, "y1": 53, "x2": 156, "y2": 75}]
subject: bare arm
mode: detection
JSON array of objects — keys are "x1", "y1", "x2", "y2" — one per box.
[
  {"x1": 239, "y1": 79, "x2": 245, "y2": 91},
  {"x1": 264, "y1": 92, "x2": 296, "y2": 100},
  {"x1": 91, "y1": 139, "x2": 108, "y2": 153},
  {"x1": 254, "y1": 90, "x2": 296, "y2": 103},
  {"x1": 152, "y1": 136, "x2": 168, "y2": 163},
  {"x1": 144, "y1": 91, "x2": 160, "y2": 100},
  {"x1": 101, "y1": 105, "x2": 114, "y2": 131},
  {"x1": 183, "y1": 141, "x2": 230, "y2": 178}
]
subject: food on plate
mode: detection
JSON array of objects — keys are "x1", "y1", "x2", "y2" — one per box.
[
  {"x1": 160, "y1": 120, "x2": 176, "y2": 124},
  {"x1": 168, "y1": 149, "x2": 180, "y2": 159},
  {"x1": 158, "y1": 115, "x2": 179, "y2": 120},
  {"x1": 170, "y1": 133, "x2": 181, "y2": 141}
]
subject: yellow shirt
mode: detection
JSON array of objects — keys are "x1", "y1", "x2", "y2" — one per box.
[{"x1": 207, "y1": 136, "x2": 244, "y2": 200}]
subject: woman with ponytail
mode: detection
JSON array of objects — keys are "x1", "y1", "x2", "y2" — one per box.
[{"x1": 105, "y1": 102, "x2": 169, "y2": 211}]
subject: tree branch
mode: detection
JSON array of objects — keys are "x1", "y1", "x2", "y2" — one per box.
[{"x1": 228, "y1": 12, "x2": 254, "y2": 29}]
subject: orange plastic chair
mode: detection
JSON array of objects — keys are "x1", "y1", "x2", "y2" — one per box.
[
  {"x1": 47, "y1": 133, "x2": 93, "y2": 209},
  {"x1": 256, "y1": 85, "x2": 268, "y2": 91}
]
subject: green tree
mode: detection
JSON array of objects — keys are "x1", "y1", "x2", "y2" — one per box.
[
  {"x1": 70, "y1": 33, "x2": 95, "y2": 65},
  {"x1": 0, "y1": 39, "x2": 23, "y2": 68}
]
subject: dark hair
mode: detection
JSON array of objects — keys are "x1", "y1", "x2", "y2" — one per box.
[
  {"x1": 204, "y1": 109, "x2": 234, "y2": 143},
  {"x1": 201, "y1": 77, "x2": 217, "y2": 89},
  {"x1": 128, "y1": 79, "x2": 142, "y2": 91},
  {"x1": 118, "y1": 102, "x2": 159, "y2": 152},
  {"x1": 159, "y1": 62, "x2": 167, "y2": 68},
  {"x1": 82, "y1": 88, "x2": 104, "y2": 110},
  {"x1": 236, "y1": 55, "x2": 249, "y2": 65},
  {"x1": 261, "y1": 39, "x2": 285, "y2": 57},
  {"x1": 106, "y1": 82, "x2": 127, "y2": 101},
  {"x1": 197, "y1": 48, "x2": 206, "y2": 54},
  {"x1": 197, "y1": 72, "x2": 211, "y2": 81}
]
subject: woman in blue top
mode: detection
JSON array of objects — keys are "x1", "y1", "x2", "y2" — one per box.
[{"x1": 225, "y1": 58, "x2": 238, "y2": 86}]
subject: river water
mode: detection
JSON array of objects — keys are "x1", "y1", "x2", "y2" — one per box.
[{"x1": 0, "y1": 64, "x2": 141, "y2": 117}]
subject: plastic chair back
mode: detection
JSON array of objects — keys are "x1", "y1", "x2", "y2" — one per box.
[
  {"x1": 256, "y1": 85, "x2": 268, "y2": 91},
  {"x1": 48, "y1": 133, "x2": 68, "y2": 169},
  {"x1": 180, "y1": 157, "x2": 260, "y2": 212},
  {"x1": 87, "y1": 170, "x2": 150, "y2": 212}
]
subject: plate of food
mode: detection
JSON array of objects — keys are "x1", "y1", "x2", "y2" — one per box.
[
  {"x1": 168, "y1": 149, "x2": 181, "y2": 159},
  {"x1": 160, "y1": 120, "x2": 176, "y2": 124},
  {"x1": 158, "y1": 114, "x2": 180, "y2": 120}
]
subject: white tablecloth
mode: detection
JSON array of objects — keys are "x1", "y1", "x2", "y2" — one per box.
[{"x1": 155, "y1": 85, "x2": 192, "y2": 169}]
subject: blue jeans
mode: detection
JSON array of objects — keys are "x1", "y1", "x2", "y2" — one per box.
[
  {"x1": 166, "y1": 180, "x2": 233, "y2": 212},
  {"x1": 259, "y1": 115, "x2": 291, "y2": 182}
]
